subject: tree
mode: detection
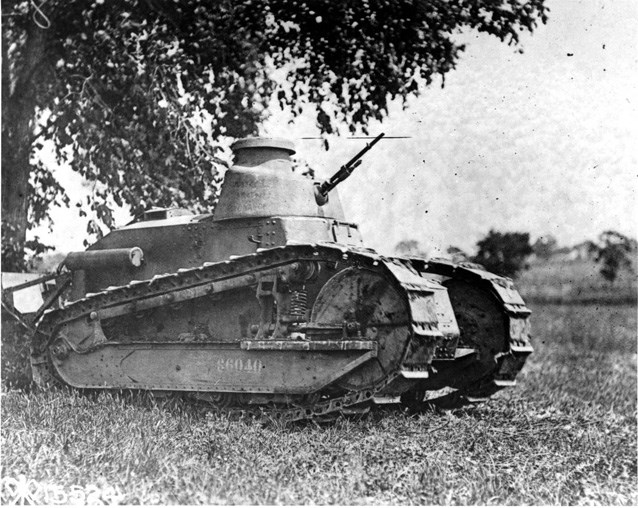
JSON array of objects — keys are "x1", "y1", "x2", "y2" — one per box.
[
  {"x1": 446, "y1": 245, "x2": 471, "y2": 263},
  {"x1": 472, "y1": 229, "x2": 533, "y2": 278},
  {"x1": 395, "y1": 239, "x2": 428, "y2": 258},
  {"x1": 2, "y1": 0, "x2": 548, "y2": 271},
  {"x1": 588, "y1": 230, "x2": 635, "y2": 284},
  {"x1": 532, "y1": 234, "x2": 557, "y2": 259}
]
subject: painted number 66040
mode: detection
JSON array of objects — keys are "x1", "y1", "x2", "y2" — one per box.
[{"x1": 216, "y1": 358, "x2": 263, "y2": 373}]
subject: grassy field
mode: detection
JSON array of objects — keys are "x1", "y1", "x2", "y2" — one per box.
[
  {"x1": 1, "y1": 302, "x2": 635, "y2": 505},
  {"x1": 517, "y1": 257, "x2": 636, "y2": 304}
]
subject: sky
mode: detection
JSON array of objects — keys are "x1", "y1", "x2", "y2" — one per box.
[{"x1": 33, "y1": 0, "x2": 637, "y2": 257}]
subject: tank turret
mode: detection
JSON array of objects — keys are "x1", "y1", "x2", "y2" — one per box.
[{"x1": 214, "y1": 138, "x2": 346, "y2": 220}]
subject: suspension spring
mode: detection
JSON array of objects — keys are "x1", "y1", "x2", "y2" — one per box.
[{"x1": 289, "y1": 289, "x2": 308, "y2": 320}]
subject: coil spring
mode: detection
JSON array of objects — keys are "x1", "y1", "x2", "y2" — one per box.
[{"x1": 289, "y1": 289, "x2": 308, "y2": 320}]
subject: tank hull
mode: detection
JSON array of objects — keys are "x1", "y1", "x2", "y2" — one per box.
[
  {"x1": 75, "y1": 215, "x2": 362, "y2": 299},
  {"x1": 34, "y1": 244, "x2": 532, "y2": 420}
]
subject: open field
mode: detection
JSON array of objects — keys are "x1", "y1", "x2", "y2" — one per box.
[
  {"x1": 517, "y1": 258, "x2": 637, "y2": 304},
  {"x1": 1, "y1": 302, "x2": 636, "y2": 504}
]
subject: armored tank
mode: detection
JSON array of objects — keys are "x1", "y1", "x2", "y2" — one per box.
[{"x1": 29, "y1": 135, "x2": 533, "y2": 420}]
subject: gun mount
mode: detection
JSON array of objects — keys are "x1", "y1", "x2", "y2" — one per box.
[{"x1": 314, "y1": 132, "x2": 385, "y2": 206}]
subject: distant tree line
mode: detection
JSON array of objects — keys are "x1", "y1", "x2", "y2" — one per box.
[{"x1": 395, "y1": 229, "x2": 636, "y2": 282}]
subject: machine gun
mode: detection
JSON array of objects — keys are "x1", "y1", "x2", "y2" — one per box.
[{"x1": 314, "y1": 132, "x2": 385, "y2": 205}]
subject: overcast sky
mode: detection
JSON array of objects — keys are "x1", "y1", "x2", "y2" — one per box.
[{"x1": 34, "y1": 0, "x2": 637, "y2": 256}]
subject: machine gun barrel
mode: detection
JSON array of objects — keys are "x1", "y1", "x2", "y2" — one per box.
[{"x1": 315, "y1": 133, "x2": 385, "y2": 201}]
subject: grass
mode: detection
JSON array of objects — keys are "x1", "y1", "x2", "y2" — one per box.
[
  {"x1": 516, "y1": 257, "x2": 637, "y2": 304},
  {"x1": 1, "y1": 302, "x2": 636, "y2": 505}
]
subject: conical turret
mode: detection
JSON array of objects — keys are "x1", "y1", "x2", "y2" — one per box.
[{"x1": 213, "y1": 138, "x2": 345, "y2": 221}]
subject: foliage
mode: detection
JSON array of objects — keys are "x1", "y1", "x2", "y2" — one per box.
[
  {"x1": 394, "y1": 239, "x2": 428, "y2": 258},
  {"x1": 0, "y1": 220, "x2": 26, "y2": 271},
  {"x1": 1, "y1": 0, "x2": 548, "y2": 270},
  {"x1": 472, "y1": 229, "x2": 533, "y2": 277},
  {"x1": 446, "y1": 245, "x2": 471, "y2": 263},
  {"x1": 587, "y1": 230, "x2": 636, "y2": 284},
  {"x1": 0, "y1": 321, "x2": 32, "y2": 390},
  {"x1": 2, "y1": 303, "x2": 636, "y2": 504},
  {"x1": 532, "y1": 234, "x2": 557, "y2": 259},
  {"x1": 1, "y1": 220, "x2": 54, "y2": 272}
]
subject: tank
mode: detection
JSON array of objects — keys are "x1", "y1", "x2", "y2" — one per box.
[{"x1": 30, "y1": 136, "x2": 533, "y2": 420}]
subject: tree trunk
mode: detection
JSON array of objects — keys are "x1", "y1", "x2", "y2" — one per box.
[{"x1": 1, "y1": 20, "x2": 48, "y2": 272}]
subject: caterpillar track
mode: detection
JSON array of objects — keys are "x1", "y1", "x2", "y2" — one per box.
[{"x1": 31, "y1": 244, "x2": 532, "y2": 422}]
